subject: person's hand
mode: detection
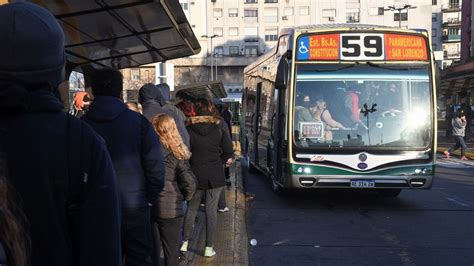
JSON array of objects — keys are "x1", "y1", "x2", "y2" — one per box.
[{"x1": 225, "y1": 158, "x2": 233, "y2": 167}]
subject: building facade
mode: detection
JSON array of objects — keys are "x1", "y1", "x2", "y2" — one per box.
[{"x1": 170, "y1": 0, "x2": 433, "y2": 98}]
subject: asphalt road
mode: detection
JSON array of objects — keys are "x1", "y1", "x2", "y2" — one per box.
[{"x1": 244, "y1": 157, "x2": 474, "y2": 266}]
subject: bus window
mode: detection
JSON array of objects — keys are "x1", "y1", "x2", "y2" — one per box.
[{"x1": 293, "y1": 64, "x2": 432, "y2": 149}]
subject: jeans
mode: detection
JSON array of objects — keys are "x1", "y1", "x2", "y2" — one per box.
[
  {"x1": 122, "y1": 207, "x2": 152, "y2": 266},
  {"x1": 151, "y1": 216, "x2": 183, "y2": 266},
  {"x1": 183, "y1": 187, "x2": 224, "y2": 247},
  {"x1": 448, "y1": 135, "x2": 467, "y2": 156}
]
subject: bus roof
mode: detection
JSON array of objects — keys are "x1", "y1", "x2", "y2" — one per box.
[{"x1": 27, "y1": 0, "x2": 201, "y2": 70}]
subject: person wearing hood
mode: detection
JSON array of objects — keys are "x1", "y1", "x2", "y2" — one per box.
[
  {"x1": 0, "y1": 2, "x2": 121, "y2": 266},
  {"x1": 181, "y1": 98, "x2": 233, "y2": 258},
  {"x1": 82, "y1": 69, "x2": 165, "y2": 266},
  {"x1": 155, "y1": 83, "x2": 187, "y2": 122},
  {"x1": 150, "y1": 114, "x2": 196, "y2": 266},
  {"x1": 139, "y1": 83, "x2": 190, "y2": 148}
]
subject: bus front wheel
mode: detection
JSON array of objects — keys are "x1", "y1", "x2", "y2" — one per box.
[{"x1": 378, "y1": 189, "x2": 402, "y2": 197}]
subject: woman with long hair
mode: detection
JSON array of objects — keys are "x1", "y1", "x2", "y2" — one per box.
[
  {"x1": 150, "y1": 114, "x2": 196, "y2": 266},
  {"x1": 0, "y1": 157, "x2": 30, "y2": 266}
]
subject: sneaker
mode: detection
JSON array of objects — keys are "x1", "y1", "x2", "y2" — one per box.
[
  {"x1": 218, "y1": 207, "x2": 229, "y2": 213},
  {"x1": 204, "y1": 246, "x2": 216, "y2": 257},
  {"x1": 461, "y1": 156, "x2": 469, "y2": 160},
  {"x1": 444, "y1": 151, "x2": 450, "y2": 159},
  {"x1": 200, "y1": 203, "x2": 205, "y2": 207},
  {"x1": 180, "y1": 240, "x2": 188, "y2": 252}
]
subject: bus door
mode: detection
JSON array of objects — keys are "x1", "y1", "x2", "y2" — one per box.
[{"x1": 251, "y1": 82, "x2": 263, "y2": 165}]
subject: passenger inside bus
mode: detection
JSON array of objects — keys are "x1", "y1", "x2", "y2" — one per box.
[
  {"x1": 294, "y1": 93, "x2": 317, "y2": 139},
  {"x1": 311, "y1": 97, "x2": 345, "y2": 141}
]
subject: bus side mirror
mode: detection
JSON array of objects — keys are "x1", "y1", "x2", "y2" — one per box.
[{"x1": 275, "y1": 59, "x2": 288, "y2": 90}]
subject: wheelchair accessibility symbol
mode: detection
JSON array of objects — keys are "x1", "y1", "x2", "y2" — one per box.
[{"x1": 299, "y1": 41, "x2": 309, "y2": 54}]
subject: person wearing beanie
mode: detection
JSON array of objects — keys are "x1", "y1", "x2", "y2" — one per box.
[
  {"x1": 139, "y1": 83, "x2": 190, "y2": 148},
  {"x1": 0, "y1": 2, "x2": 122, "y2": 266},
  {"x1": 82, "y1": 68, "x2": 165, "y2": 266}
]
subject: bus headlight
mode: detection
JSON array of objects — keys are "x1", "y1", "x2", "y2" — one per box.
[
  {"x1": 297, "y1": 167, "x2": 303, "y2": 173},
  {"x1": 415, "y1": 168, "x2": 422, "y2": 174},
  {"x1": 304, "y1": 167, "x2": 311, "y2": 174}
]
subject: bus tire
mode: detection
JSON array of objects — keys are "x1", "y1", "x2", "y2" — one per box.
[{"x1": 379, "y1": 189, "x2": 402, "y2": 197}]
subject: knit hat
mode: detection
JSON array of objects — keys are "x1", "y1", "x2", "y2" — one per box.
[{"x1": 0, "y1": 2, "x2": 65, "y2": 89}]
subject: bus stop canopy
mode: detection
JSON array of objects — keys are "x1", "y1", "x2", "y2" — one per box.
[
  {"x1": 174, "y1": 81, "x2": 227, "y2": 100},
  {"x1": 439, "y1": 60, "x2": 474, "y2": 94},
  {"x1": 24, "y1": 0, "x2": 201, "y2": 71}
]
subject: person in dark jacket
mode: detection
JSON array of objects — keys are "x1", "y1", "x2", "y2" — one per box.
[
  {"x1": 150, "y1": 114, "x2": 196, "y2": 266},
  {"x1": 83, "y1": 69, "x2": 165, "y2": 266},
  {"x1": 181, "y1": 98, "x2": 233, "y2": 258},
  {"x1": 0, "y1": 2, "x2": 121, "y2": 265},
  {"x1": 139, "y1": 83, "x2": 190, "y2": 148}
]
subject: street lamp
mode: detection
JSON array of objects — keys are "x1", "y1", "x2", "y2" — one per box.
[
  {"x1": 201, "y1": 34, "x2": 220, "y2": 80},
  {"x1": 384, "y1": 4, "x2": 417, "y2": 28}
]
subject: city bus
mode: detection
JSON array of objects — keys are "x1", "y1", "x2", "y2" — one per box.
[{"x1": 241, "y1": 25, "x2": 436, "y2": 197}]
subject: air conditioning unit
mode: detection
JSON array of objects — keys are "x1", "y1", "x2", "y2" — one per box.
[
  {"x1": 328, "y1": 17, "x2": 334, "y2": 21},
  {"x1": 282, "y1": 15, "x2": 288, "y2": 20}
]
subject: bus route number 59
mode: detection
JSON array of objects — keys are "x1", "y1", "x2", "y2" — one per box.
[{"x1": 340, "y1": 34, "x2": 384, "y2": 61}]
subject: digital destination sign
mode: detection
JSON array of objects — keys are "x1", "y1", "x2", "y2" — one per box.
[{"x1": 297, "y1": 33, "x2": 428, "y2": 61}]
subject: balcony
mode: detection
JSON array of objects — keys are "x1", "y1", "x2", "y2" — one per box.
[
  {"x1": 442, "y1": 34, "x2": 461, "y2": 42},
  {"x1": 442, "y1": 18, "x2": 461, "y2": 26},
  {"x1": 441, "y1": 4, "x2": 461, "y2": 12},
  {"x1": 444, "y1": 52, "x2": 461, "y2": 59}
]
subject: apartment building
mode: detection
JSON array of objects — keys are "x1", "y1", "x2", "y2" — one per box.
[{"x1": 168, "y1": 0, "x2": 433, "y2": 99}]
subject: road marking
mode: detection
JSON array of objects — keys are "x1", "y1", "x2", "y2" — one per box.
[{"x1": 446, "y1": 197, "x2": 470, "y2": 207}]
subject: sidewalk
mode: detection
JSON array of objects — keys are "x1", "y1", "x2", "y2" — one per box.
[
  {"x1": 437, "y1": 129, "x2": 474, "y2": 159},
  {"x1": 180, "y1": 160, "x2": 248, "y2": 266}
]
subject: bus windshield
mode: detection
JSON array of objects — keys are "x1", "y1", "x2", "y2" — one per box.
[{"x1": 293, "y1": 63, "x2": 432, "y2": 150}]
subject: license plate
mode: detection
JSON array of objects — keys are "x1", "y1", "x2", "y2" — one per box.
[{"x1": 350, "y1": 180, "x2": 375, "y2": 188}]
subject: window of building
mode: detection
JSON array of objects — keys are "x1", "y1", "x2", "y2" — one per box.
[
  {"x1": 264, "y1": 27, "x2": 278, "y2": 41},
  {"x1": 245, "y1": 46, "x2": 258, "y2": 56},
  {"x1": 229, "y1": 27, "x2": 239, "y2": 36},
  {"x1": 214, "y1": 46, "x2": 223, "y2": 57},
  {"x1": 447, "y1": 28, "x2": 460, "y2": 35},
  {"x1": 394, "y1": 12, "x2": 408, "y2": 21},
  {"x1": 322, "y1": 9, "x2": 335, "y2": 21},
  {"x1": 449, "y1": 0, "x2": 459, "y2": 8},
  {"x1": 264, "y1": 0, "x2": 278, "y2": 2},
  {"x1": 284, "y1": 7, "x2": 293, "y2": 16},
  {"x1": 229, "y1": 8, "x2": 238, "y2": 17},
  {"x1": 229, "y1": 46, "x2": 240, "y2": 56},
  {"x1": 244, "y1": 27, "x2": 258, "y2": 42},
  {"x1": 213, "y1": 27, "x2": 223, "y2": 36},
  {"x1": 346, "y1": 9, "x2": 360, "y2": 23},
  {"x1": 245, "y1": 0, "x2": 258, "y2": 3},
  {"x1": 370, "y1": 7, "x2": 383, "y2": 15},
  {"x1": 432, "y1": 29, "x2": 437, "y2": 37},
  {"x1": 300, "y1": 6, "x2": 309, "y2": 16},
  {"x1": 244, "y1": 9, "x2": 258, "y2": 17},
  {"x1": 264, "y1": 7, "x2": 278, "y2": 22},
  {"x1": 213, "y1": 8, "x2": 222, "y2": 17},
  {"x1": 432, "y1": 0, "x2": 437, "y2": 5},
  {"x1": 180, "y1": 3, "x2": 188, "y2": 11},
  {"x1": 432, "y1": 44, "x2": 437, "y2": 50},
  {"x1": 432, "y1": 13, "x2": 437, "y2": 22},
  {"x1": 131, "y1": 69, "x2": 140, "y2": 81}
]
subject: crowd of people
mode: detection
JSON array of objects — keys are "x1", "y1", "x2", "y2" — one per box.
[{"x1": 0, "y1": 2, "x2": 234, "y2": 266}]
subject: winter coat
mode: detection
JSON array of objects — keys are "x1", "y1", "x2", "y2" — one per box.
[
  {"x1": 187, "y1": 116, "x2": 234, "y2": 189},
  {"x1": 139, "y1": 84, "x2": 190, "y2": 148},
  {"x1": 83, "y1": 96, "x2": 165, "y2": 208},
  {"x1": 151, "y1": 146, "x2": 196, "y2": 220},
  {"x1": 452, "y1": 117, "x2": 466, "y2": 137},
  {"x1": 0, "y1": 88, "x2": 121, "y2": 266}
]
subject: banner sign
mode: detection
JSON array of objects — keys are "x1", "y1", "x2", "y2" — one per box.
[{"x1": 297, "y1": 33, "x2": 427, "y2": 61}]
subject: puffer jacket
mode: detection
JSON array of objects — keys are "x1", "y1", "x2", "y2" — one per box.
[
  {"x1": 151, "y1": 146, "x2": 196, "y2": 219},
  {"x1": 452, "y1": 117, "x2": 466, "y2": 137},
  {"x1": 187, "y1": 115, "x2": 234, "y2": 189}
]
